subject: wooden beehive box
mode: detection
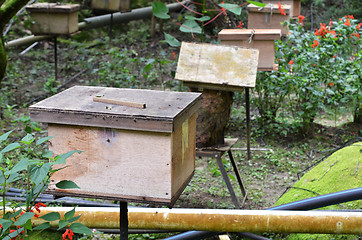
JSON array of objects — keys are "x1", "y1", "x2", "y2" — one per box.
[
  {"x1": 218, "y1": 29, "x2": 281, "y2": 71},
  {"x1": 26, "y1": 3, "x2": 80, "y2": 35},
  {"x1": 91, "y1": 0, "x2": 130, "y2": 12},
  {"x1": 247, "y1": 4, "x2": 291, "y2": 36},
  {"x1": 262, "y1": 0, "x2": 301, "y2": 18},
  {"x1": 29, "y1": 86, "x2": 201, "y2": 205},
  {"x1": 175, "y1": 42, "x2": 259, "y2": 92}
]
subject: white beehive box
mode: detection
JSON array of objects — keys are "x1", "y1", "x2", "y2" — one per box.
[
  {"x1": 29, "y1": 86, "x2": 201, "y2": 205},
  {"x1": 91, "y1": 0, "x2": 130, "y2": 12},
  {"x1": 218, "y1": 29, "x2": 281, "y2": 71},
  {"x1": 247, "y1": 4, "x2": 291, "y2": 36},
  {"x1": 26, "y1": 3, "x2": 80, "y2": 35}
]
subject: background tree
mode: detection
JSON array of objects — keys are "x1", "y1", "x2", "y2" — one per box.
[{"x1": 0, "y1": 0, "x2": 30, "y2": 85}]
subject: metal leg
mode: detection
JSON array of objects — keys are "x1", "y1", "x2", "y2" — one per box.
[
  {"x1": 120, "y1": 201, "x2": 128, "y2": 240},
  {"x1": 245, "y1": 88, "x2": 251, "y2": 160},
  {"x1": 215, "y1": 154, "x2": 240, "y2": 208},
  {"x1": 54, "y1": 37, "x2": 57, "y2": 82},
  {"x1": 227, "y1": 150, "x2": 248, "y2": 207}
]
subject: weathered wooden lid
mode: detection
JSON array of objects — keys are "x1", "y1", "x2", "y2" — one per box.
[
  {"x1": 30, "y1": 86, "x2": 202, "y2": 133},
  {"x1": 175, "y1": 42, "x2": 258, "y2": 90},
  {"x1": 26, "y1": 3, "x2": 80, "y2": 13},
  {"x1": 247, "y1": 3, "x2": 291, "y2": 14},
  {"x1": 218, "y1": 29, "x2": 282, "y2": 41}
]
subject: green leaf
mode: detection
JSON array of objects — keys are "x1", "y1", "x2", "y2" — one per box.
[
  {"x1": 185, "y1": 15, "x2": 211, "y2": 21},
  {"x1": 246, "y1": 0, "x2": 266, "y2": 7},
  {"x1": 56, "y1": 180, "x2": 80, "y2": 189},
  {"x1": 30, "y1": 163, "x2": 51, "y2": 186},
  {"x1": 42, "y1": 150, "x2": 53, "y2": 159},
  {"x1": 0, "y1": 130, "x2": 13, "y2": 143},
  {"x1": 36, "y1": 136, "x2": 54, "y2": 146},
  {"x1": 70, "y1": 222, "x2": 94, "y2": 235},
  {"x1": 5, "y1": 158, "x2": 29, "y2": 175},
  {"x1": 68, "y1": 214, "x2": 81, "y2": 223},
  {"x1": 40, "y1": 212, "x2": 61, "y2": 221},
  {"x1": 0, "y1": 219, "x2": 13, "y2": 232},
  {"x1": 326, "y1": 88, "x2": 335, "y2": 95},
  {"x1": 161, "y1": 33, "x2": 181, "y2": 47},
  {"x1": 53, "y1": 150, "x2": 82, "y2": 165},
  {"x1": 33, "y1": 222, "x2": 51, "y2": 230},
  {"x1": 218, "y1": 3, "x2": 242, "y2": 15},
  {"x1": 58, "y1": 219, "x2": 69, "y2": 230},
  {"x1": 20, "y1": 133, "x2": 34, "y2": 145},
  {"x1": 1, "y1": 142, "x2": 21, "y2": 154},
  {"x1": 14, "y1": 212, "x2": 35, "y2": 226},
  {"x1": 180, "y1": 20, "x2": 202, "y2": 34},
  {"x1": 152, "y1": 1, "x2": 170, "y2": 19},
  {"x1": 64, "y1": 208, "x2": 75, "y2": 221}
]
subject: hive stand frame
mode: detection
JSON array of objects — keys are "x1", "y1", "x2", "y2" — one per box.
[{"x1": 196, "y1": 138, "x2": 247, "y2": 208}]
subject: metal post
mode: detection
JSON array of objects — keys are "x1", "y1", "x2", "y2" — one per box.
[
  {"x1": 120, "y1": 201, "x2": 128, "y2": 240},
  {"x1": 227, "y1": 150, "x2": 247, "y2": 204},
  {"x1": 245, "y1": 88, "x2": 251, "y2": 160},
  {"x1": 109, "y1": 13, "x2": 113, "y2": 46},
  {"x1": 54, "y1": 37, "x2": 57, "y2": 82}
]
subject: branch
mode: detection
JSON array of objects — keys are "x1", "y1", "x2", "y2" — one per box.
[{"x1": 0, "y1": 0, "x2": 30, "y2": 29}]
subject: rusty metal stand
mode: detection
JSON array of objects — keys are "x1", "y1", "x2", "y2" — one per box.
[
  {"x1": 120, "y1": 201, "x2": 128, "y2": 240},
  {"x1": 196, "y1": 138, "x2": 247, "y2": 208}
]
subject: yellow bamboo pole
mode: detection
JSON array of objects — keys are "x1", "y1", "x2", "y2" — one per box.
[{"x1": 29, "y1": 207, "x2": 362, "y2": 235}]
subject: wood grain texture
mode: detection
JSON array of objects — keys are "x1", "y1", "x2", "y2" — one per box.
[
  {"x1": 46, "y1": 113, "x2": 197, "y2": 203},
  {"x1": 247, "y1": 4, "x2": 291, "y2": 36},
  {"x1": 26, "y1": 3, "x2": 80, "y2": 12},
  {"x1": 28, "y1": 11, "x2": 79, "y2": 35},
  {"x1": 30, "y1": 86, "x2": 201, "y2": 133},
  {"x1": 218, "y1": 29, "x2": 281, "y2": 41},
  {"x1": 91, "y1": 0, "x2": 130, "y2": 12},
  {"x1": 93, "y1": 96, "x2": 146, "y2": 109},
  {"x1": 262, "y1": 0, "x2": 301, "y2": 17},
  {"x1": 175, "y1": 42, "x2": 258, "y2": 88}
]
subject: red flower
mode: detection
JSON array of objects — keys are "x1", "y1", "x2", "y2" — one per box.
[
  {"x1": 171, "y1": 52, "x2": 176, "y2": 60},
  {"x1": 62, "y1": 229, "x2": 74, "y2": 240},
  {"x1": 278, "y1": 2, "x2": 286, "y2": 15},
  {"x1": 344, "y1": 19, "x2": 351, "y2": 27},
  {"x1": 357, "y1": 23, "x2": 362, "y2": 30},
  {"x1": 311, "y1": 39, "x2": 319, "y2": 48},
  {"x1": 298, "y1": 15, "x2": 305, "y2": 25},
  {"x1": 288, "y1": 60, "x2": 294, "y2": 65},
  {"x1": 237, "y1": 21, "x2": 243, "y2": 29},
  {"x1": 329, "y1": 82, "x2": 334, "y2": 87},
  {"x1": 348, "y1": 15, "x2": 354, "y2": 19},
  {"x1": 332, "y1": 55, "x2": 336, "y2": 58}
]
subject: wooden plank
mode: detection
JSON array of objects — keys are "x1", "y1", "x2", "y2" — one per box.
[
  {"x1": 247, "y1": 3, "x2": 291, "y2": 14},
  {"x1": 171, "y1": 113, "x2": 197, "y2": 197},
  {"x1": 29, "y1": 86, "x2": 202, "y2": 133},
  {"x1": 93, "y1": 96, "x2": 146, "y2": 109},
  {"x1": 48, "y1": 124, "x2": 173, "y2": 201},
  {"x1": 26, "y1": 3, "x2": 80, "y2": 13},
  {"x1": 262, "y1": 0, "x2": 301, "y2": 17},
  {"x1": 175, "y1": 42, "x2": 258, "y2": 88},
  {"x1": 218, "y1": 29, "x2": 281, "y2": 41}
]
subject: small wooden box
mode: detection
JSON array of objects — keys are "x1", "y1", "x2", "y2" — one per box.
[
  {"x1": 91, "y1": 0, "x2": 130, "y2": 12},
  {"x1": 247, "y1": 4, "x2": 291, "y2": 36},
  {"x1": 262, "y1": 0, "x2": 301, "y2": 18},
  {"x1": 29, "y1": 86, "x2": 201, "y2": 205},
  {"x1": 26, "y1": 3, "x2": 80, "y2": 35},
  {"x1": 218, "y1": 29, "x2": 281, "y2": 71}
]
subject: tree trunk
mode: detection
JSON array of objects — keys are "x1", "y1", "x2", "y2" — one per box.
[{"x1": 190, "y1": 88, "x2": 234, "y2": 148}]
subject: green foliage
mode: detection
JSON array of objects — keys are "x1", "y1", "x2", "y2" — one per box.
[
  {"x1": 0, "y1": 130, "x2": 92, "y2": 240},
  {"x1": 255, "y1": 16, "x2": 362, "y2": 133}
]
